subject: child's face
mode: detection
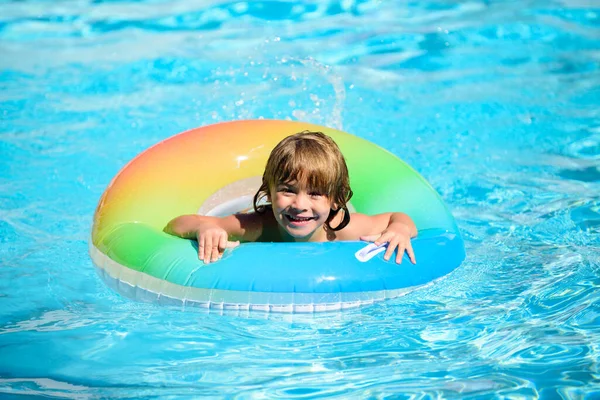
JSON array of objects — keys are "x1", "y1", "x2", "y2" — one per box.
[{"x1": 269, "y1": 180, "x2": 333, "y2": 241}]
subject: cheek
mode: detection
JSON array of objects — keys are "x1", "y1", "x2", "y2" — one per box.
[
  {"x1": 271, "y1": 194, "x2": 285, "y2": 208},
  {"x1": 319, "y1": 201, "x2": 334, "y2": 216}
]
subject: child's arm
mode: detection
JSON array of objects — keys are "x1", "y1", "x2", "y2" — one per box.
[
  {"x1": 343, "y1": 212, "x2": 417, "y2": 264},
  {"x1": 164, "y1": 213, "x2": 262, "y2": 264}
]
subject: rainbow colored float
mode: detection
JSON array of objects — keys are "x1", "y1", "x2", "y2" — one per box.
[{"x1": 90, "y1": 120, "x2": 465, "y2": 312}]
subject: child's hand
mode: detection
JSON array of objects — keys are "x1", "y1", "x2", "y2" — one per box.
[
  {"x1": 360, "y1": 223, "x2": 416, "y2": 264},
  {"x1": 197, "y1": 226, "x2": 240, "y2": 264}
]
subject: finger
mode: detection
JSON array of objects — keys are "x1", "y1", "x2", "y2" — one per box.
[
  {"x1": 368, "y1": 232, "x2": 391, "y2": 246},
  {"x1": 406, "y1": 242, "x2": 416, "y2": 264},
  {"x1": 374, "y1": 233, "x2": 390, "y2": 246},
  {"x1": 396, "y1": 244, "x2": 406, "y2": 264},
  {"x1": 219, "y1": 240, "x2": 240, "y2": 259},
  {"x1": 379, "y1": 231, "x2": 399, "y2": 246},
  {"x1": 211, "y1": 244, "x2": 219, "y2": 262},
  {"x1": 218, "y1": 232, "x2": 228, "y2": 252},
  {"x1": 204, "y1": 235, "x2": 212, "y2": 264},
  {"x1": 384, "y1": 239, "x2": 398, "y2": 261},
  {"x1": 198, "y1": 234, "x2": 205, "y2": 260}
]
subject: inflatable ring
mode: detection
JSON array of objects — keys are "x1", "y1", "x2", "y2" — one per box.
[{"x1": 90, "y1": 120, "x2": 465, "y2": 312}]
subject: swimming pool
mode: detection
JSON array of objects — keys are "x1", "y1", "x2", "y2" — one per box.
[{"x1": 1, "y1": 0, "x2": 599, "y2": 397}]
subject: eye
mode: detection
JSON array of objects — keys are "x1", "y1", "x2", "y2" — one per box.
[
  {"x1": 309, "y1": 191, "x2": 323, "y2": 198},
  {"x1": 278, "y1": 186, "x2": 295, "y2": 194}
]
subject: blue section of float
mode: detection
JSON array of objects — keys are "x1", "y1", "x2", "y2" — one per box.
[{"x1": 183, "y1": 229, "x2": 464, "y2": 293}]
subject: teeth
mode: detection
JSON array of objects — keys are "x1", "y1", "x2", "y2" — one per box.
[{"x1": 289, "y1": 215, "x2": 313, "y2": 221}]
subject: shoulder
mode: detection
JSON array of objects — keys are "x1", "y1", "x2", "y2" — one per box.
[
  {"x1": 334, "y1": 212, "x2": 392, "y2": 240},
  {"x1": 332, "y1": 212, "x2": 368, "y2": 240}
]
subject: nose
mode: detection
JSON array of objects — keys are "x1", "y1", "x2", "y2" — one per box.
[{"x1": 292, "y1": 192, "x2": 310, "y2": 210}]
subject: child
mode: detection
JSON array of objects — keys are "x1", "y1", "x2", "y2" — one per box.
[{"x1": 165, "y1": 131, "x2": 417, "y2": 265}]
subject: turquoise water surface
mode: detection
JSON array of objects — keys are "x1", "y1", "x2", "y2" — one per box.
[{"x1": 1, "y1": 0, "x2": 600, "y2": 398}]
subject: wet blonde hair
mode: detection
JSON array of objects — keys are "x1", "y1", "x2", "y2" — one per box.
[{"x1": 253, "y1": 131, "x2": 353, "y2": 231}]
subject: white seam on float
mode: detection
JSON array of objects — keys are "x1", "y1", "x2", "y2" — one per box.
[{"x1": 89, "y1": 244, "x2": 415, "y2": 313}]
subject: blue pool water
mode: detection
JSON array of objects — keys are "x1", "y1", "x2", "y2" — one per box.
[{"x1": 1, "y1": 0, "x2": 599, "y2": 397}]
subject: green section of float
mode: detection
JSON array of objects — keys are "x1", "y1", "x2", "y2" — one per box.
[
  {"x1": 99, "y1": 223, "x2": 196, "y2": 286},
  {"x1": 333, "y1": 133, "x2": 457, "y2": 233}
]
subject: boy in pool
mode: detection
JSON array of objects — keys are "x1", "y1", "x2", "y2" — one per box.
[{"x1": 165, "y1": 131, "x2": 417, "y2": 265}]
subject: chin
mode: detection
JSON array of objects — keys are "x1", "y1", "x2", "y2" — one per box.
[
  {"x1": 285, "y1": 228, "x2": 312, "y2": 238},
  {"x1": 282, "y1": 224, "x2": 317, "y2": 239}
]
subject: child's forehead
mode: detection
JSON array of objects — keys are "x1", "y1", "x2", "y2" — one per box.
[
  {"x1": 277, "y1": 178, "x2": 307, "y2": 187},
  {"x1": 276, "y1": 176, "x2": 324, "y2": 189}
]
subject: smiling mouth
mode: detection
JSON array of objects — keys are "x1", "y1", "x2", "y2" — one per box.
[{"x1": 285, "y1": 214, "x2": 317, "y2": 224}]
